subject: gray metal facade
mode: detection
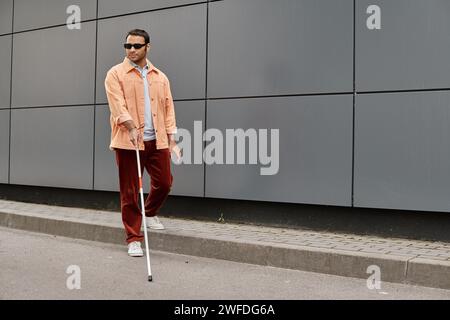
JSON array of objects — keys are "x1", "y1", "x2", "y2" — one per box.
[{"x1": 1, "y1": 0, "x2": 450, "y2": 213}]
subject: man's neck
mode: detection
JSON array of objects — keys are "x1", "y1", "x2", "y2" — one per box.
[
  {"x1": 137, "y1": 59, "x2": 147, "y2": 68},
  {"x1": 131, "y1": 58, "x2": 147, "y2": 69}
]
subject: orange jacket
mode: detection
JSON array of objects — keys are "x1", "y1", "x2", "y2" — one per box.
[{"x1": 105, "y1": 57, "x2": 177, "y2": 150}]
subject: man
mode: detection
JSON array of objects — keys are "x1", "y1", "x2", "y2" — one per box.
[{"x1": 105, "y1": 29, "x2": 180, "y2": 257}]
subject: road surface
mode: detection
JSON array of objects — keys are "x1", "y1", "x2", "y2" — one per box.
[{"x1": 1, "y1": 226, "x2": 450, "y2": 300}]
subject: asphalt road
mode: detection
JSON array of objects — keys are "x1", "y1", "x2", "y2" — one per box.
[{"x1": 1, "y1": 226, "x2": 450, "y2": 300}]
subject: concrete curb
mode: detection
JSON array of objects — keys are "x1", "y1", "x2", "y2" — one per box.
[
  {"x1": 406, "y1": 258, "x2": 450, "y2": 289},
  {"x1": 1, "y1": 210, "x2": 449, "y2": 290}
]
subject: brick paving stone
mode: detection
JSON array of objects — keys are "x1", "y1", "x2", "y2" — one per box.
[
  {"x1": 332, "y1": 245, "x2": 365, "y2": 252},
  {"x1": 308, "y1": 244, "x2": 337, "y2": 249},
  {"x1": 416, "y1": 255, "x2": 449, "y2": 261},
  {"x1": 360, "y1": 248, "x2": 391, "y2": 254},
  {"x1": 407, "y1": 249, "x2": 438, "y2": 255}
]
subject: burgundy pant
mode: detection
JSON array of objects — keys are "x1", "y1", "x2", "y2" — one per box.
[{"x1": 115, "y1": 140, "x2": 172, "y2": 244}]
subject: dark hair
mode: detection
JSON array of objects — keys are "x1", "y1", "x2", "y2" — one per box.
[{"x1": 125, "y1": 29, "x2": 150, "y2": 44}]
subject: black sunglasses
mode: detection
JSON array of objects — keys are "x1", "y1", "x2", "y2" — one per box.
[{"x1": 123, "y1": 43, "x2": 147, "y2": 49}]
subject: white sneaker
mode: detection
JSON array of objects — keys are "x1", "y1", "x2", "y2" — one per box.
[
  {"x1": 147, "y1": 216, "x2": 165, "y2": 230},
  {"x1": 127, "y1": 241, "x2": 143, "y2": 257}
]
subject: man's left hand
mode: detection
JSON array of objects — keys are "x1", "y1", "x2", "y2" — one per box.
[{"x1": 169, "y1": 135, "x2": 182, "y2": 163}]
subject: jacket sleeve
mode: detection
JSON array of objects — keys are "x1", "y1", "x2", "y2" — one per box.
[
  {"x1": 164, "y1": 77, "x2": 177, "y2": 135},
  {"x1": 105, "y1": 69, "x2": 133, "y2": 127}
]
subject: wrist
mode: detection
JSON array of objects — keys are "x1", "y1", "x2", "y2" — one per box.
[{"x1": 122, "y1": 120, "x2": 136, "y2": 132}]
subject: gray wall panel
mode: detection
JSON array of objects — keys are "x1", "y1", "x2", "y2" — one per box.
[
  {"x1": 356, "y1": 0, "x2": 450, "y2": 92},
  {"x1": 205, "y1": 96, "x2": 353, "y2": 205},
  {"x1": 171, "y1": 100, "x2": 204, "y2": 197},
  {"x1": 0, "y1": 109, "x2": 10, "y2": 183},
  {"x1": 14, "y1": 0, "x2": 97, "y2": 32},
  {"x1": 93, "y1": 105, "x2": 119, "y2": 192},
  {"x1": 0, "y1": 0, "x2": 13, "y2": 35},
  {"x1": 96, "y1": 4, "x2": 206, "y2": 104},
  {"x1": 98, "y1": 0, "x2": 201, "y2": 18},
  {"x1": 0, "y1": 35, "x2": 11, "y2": 109},
  {"x1": 354, "y1": 92, "x2": 450, "y2": 212},
  {"x1": 208, "y1": 0, "x2": 353, "y2": 98},
  {"x1": 10, "y1": 106, "x2": 94, "y2": 189},
  {"x1": 12, "y1": 22, "x2": 96, "y2": 108}
]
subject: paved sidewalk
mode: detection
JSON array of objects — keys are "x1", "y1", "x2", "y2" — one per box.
[{"x1": 1, "y1": 199, "x2": 450, "y2": 290}]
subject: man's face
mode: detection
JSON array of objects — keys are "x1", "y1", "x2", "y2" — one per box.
[{"x1": 125, "y1": 35, "x2": 149, "y2": 63}]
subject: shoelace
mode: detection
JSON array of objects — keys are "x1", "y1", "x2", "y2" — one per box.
[
  {"x1": 130, "y1": 242, "x2": 140, "y2": 250},
  {"x1": 148, "y1": 216, "x2": 160, "y2": 224}
]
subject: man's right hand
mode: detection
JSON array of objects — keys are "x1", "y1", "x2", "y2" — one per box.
[
  {"x1": 122, "y1": 120, "x2": 141, "y2": 148},
  {"x1": 128, "y1": 127, "x2": 142, "y2": 148}
]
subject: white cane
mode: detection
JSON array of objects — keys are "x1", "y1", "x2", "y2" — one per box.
[{"x1": 135, "y1": 147, "x2": 153, "y2": 282}]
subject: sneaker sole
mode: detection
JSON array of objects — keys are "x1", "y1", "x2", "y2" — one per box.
[
  {"x1": 128, "y1": 252, "x2": 144, "y2": 257},
  {"x1": 147, "y1": 226, "x2": 165, "y2": 230}
]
